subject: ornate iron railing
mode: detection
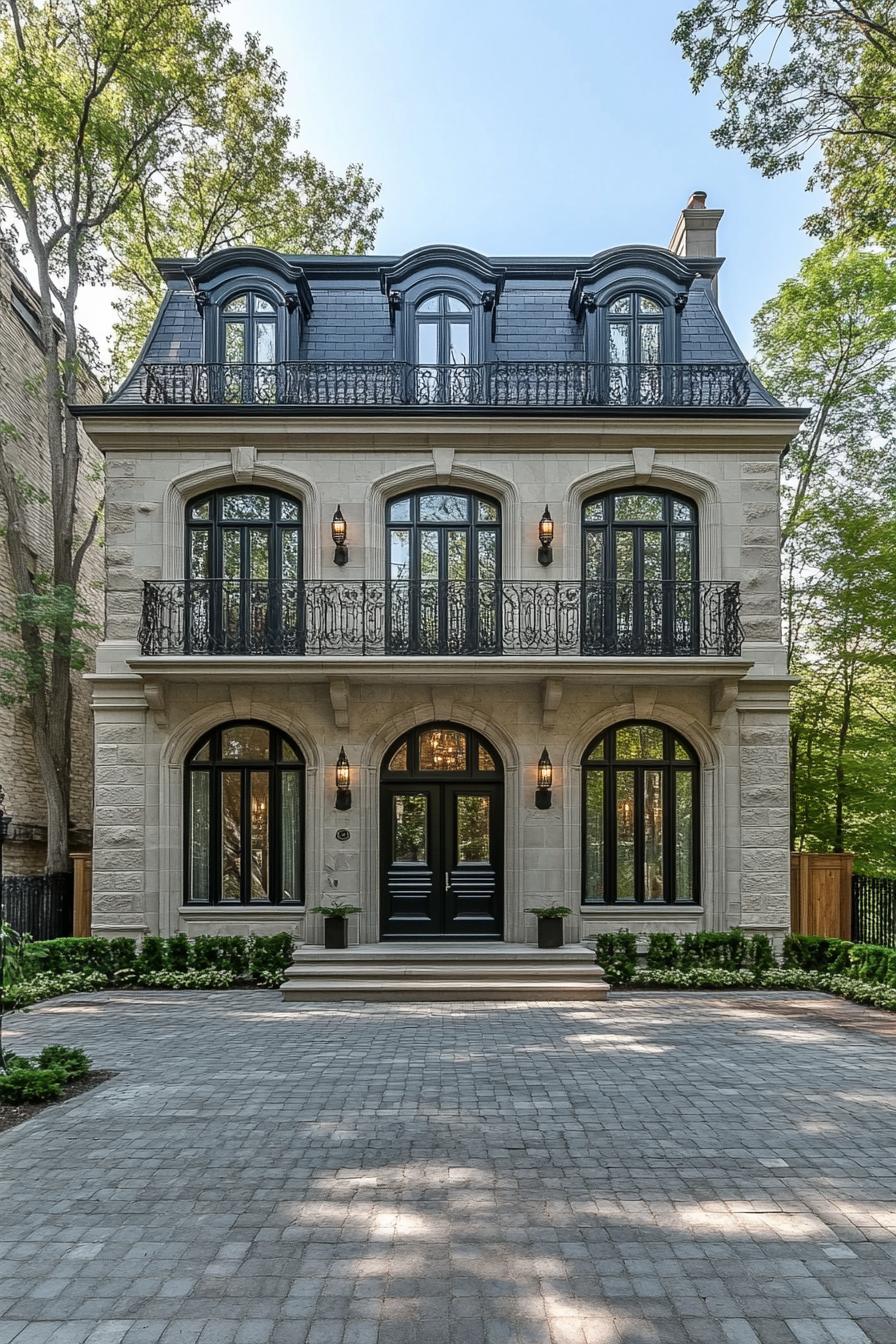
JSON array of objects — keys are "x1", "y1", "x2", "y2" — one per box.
[
  {"x1": 139, "y1": 360, "x2": 752, "y2": 409},
  {"x1": 138, "y1": 579, "x2": 743, "y2": 657}
]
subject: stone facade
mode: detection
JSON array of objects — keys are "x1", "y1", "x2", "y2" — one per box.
[
  {"x1": 78, "y1": 202, "x2": 800, "y2": 946},
  {"x1": 0, "y1": 253, "x2": 103, "y2": 873}
]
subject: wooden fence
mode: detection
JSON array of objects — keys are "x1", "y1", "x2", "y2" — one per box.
[{"x1": 790, "y1": 852, "x2": 854, "y2": 940}]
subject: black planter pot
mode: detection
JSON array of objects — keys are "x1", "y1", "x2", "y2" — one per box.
[
  {"x1": 324, "y1": 917, "x2": 349, "y2": 949},
  {"x1": 537, "y1": 916, "x2": 563, "y2": 950}
]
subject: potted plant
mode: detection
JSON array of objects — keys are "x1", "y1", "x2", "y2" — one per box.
[
  {"x1": 526, "y1": 904, "x2": 572, "y2": 950},
  {"x1": 309, "y1": 902, "x2": 362, "y2": 949}
]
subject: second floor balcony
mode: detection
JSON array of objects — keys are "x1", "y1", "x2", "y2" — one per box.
[
  {"x1": 138, "y1": 360, "x2": 753, "y2": 410},
  {"x1": 138, "y1": 578, "x2": 744, "y2": 659}
]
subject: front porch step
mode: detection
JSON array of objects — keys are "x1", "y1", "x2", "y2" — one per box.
[{"x1": 280, "y1": 942, "x2": 608, "y2": 1002}]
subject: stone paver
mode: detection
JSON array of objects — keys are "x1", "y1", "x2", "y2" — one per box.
[{"x1": 3, "y1": 990, "x2": 896, "y2": 1344}]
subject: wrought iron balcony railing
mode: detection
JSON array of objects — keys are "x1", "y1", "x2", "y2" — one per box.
[
  {"x1": 138, "y1": 579, "x2": 743, "y2": 658},
  {"x1": 139, "y1": 360, "x2": 752, "y2": 409}
]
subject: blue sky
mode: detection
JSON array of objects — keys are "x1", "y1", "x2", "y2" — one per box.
[{"x1": 87, "y1": 0, "x2": 821, "y2": 356}]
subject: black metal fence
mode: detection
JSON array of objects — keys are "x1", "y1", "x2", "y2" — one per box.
[
  {"x1": 2, "y1": 874, "x2": 74, "y2": 941},
  {"x1": 852, "y1": 873, "x2": 896, "y2": 948}
]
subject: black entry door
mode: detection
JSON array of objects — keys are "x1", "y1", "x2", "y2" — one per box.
[{"x1": 380, "y1": 782, "x2": 502, "y2": 939}]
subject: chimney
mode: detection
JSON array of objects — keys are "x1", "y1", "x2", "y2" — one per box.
[{"x1": 669, "y1": 191, "x2": 724, "y2": 296}]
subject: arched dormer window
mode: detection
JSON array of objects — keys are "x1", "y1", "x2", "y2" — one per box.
[
  {"x1": 217, "y1": 290, "x2": 280, "y2": 403},
  {"x1": 604, "y1": 291, "x2": 664, "y2": 404},
  {"x1": 413, "y1": 292, "x2": 473, "y2": 403}
]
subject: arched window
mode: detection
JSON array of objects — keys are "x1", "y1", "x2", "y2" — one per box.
[
  {"x1": 603, "y1": 291, "x2": 664, "y2": 404},
  {"x1": 582, "y1": 721, "x2": 698, "y2": 905},
  {"x1": 186, "y1": 722, "x2": 304, "y2": 905},
  {"x1": 220, "y1": 292, "x2": 279, "y2": 402},
  {"x1": 414, "y1": 293, "x2": 473, "y2": 403},
  {"x1": 185, "y1": 488, "x2": 302, "y2": 654},
  {"x1": 386, "y1": 489, "x2": 500, "y2": 654},
  {"x1": 582, "y1": 488, "x2": 697, "y2": 654}
]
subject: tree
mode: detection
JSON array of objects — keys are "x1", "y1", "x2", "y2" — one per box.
[
  {"x1": 105, "y1": 32, "x2": 381, "y2": 377},
  {"x1": 0, "y1": 0, "x2": 380, "y2": 877},
  {"x1": 673, "y1": 2, "x2": 896, "y2": 246}
]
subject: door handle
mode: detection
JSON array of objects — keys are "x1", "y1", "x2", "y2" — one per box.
[{"x1": 445, "y1": 873, "x2": 451, "y2": 892}]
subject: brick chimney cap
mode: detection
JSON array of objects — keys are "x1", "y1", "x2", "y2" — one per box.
[{"x1": 687, "y1": 191, "x2": 708, "y2": 209}]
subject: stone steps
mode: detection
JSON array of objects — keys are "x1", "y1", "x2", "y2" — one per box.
[{"x1": 280, "y1": 942, "x2": 609, "y2": 1002}]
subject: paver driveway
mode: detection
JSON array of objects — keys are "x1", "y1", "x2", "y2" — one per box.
[{"x1": 2, "y1": 990, "x2": 896, "y2": 1344}]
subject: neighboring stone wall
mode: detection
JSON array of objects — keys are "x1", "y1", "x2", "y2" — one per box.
[{"x1": 0, "y1": 254, "x2": 104, "y2": 872}]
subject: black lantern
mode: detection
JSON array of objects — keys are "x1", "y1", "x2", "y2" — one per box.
[
  {"x1": 335, "y1": 746, "x2": 352, "y2": 811},
  {"x1": 538, "y1": 506, "x2": 554, "y2": 566},
  {"x1": 331, "y1": 505, "x2": 348, "y2": 566},
  {"x1": 535, "y1": 749, "x2": 553, "y2": 810}
]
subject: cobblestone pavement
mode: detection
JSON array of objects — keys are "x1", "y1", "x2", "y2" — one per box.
[{"x1": 3, "y1": 990, "x2": 896, "y2": 1344}]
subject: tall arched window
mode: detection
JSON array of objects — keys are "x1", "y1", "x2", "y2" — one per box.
[
  {"x1": 185, "y1": 488, "x2": 302, "y2": 654},
  {"x1": 386, "y1": 489, "x2": 500, "y2": 654},
  {"x1": 582, "y1": 721, "x2": 698, "y2": 905},
  {"x1": 220, "y1": 292, "x2": 279, "y2": 402},
  {"x1": 186, "y1": 722, "x2": 304, "y2": 905},
  {"x1": 582, "y1": 488, "x2": 697, "y2": 654},
  {"x1": 603, "y1": 291, "x2": 664, "y2": 404},
  {"x1": 414, "y1": 293, "x2": 473, "y2": 403}
]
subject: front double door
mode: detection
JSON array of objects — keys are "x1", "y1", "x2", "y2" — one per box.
[{"x1": 380, "y1": 782, "x2": 503, "y2": 939}]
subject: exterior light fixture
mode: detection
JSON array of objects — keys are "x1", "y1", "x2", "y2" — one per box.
[
  {"x1": 535, "y1": 748, "x2": 553, "y2": 810},
  {"x1": 335, "y1": 746, "x2": 352, "y2": 811},
  {"x1": 331, "y1": 505, "x2": 348, "y2": 566},
  {"x1": 538, "y1": 506, "x2": 554, "y2": 566}
]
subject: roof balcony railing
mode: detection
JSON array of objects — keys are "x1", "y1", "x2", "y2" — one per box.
[
  {"x1": 138, "y1": 360, "x2": 752, "y2": 409},
  {"x1": 138, "y1": 578, "x2": 744, "y2": 658}
]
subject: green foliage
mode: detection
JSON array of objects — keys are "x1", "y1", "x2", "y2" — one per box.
[
  {"x1": 629, "y1": 968, "x2": 758, "y2": 990},
  {"x1": 136, "y1": 970, "x2": 234, "y2": 990},
  {"x1": 136, "y1": 936, "x2": 167, "y2": 974},
  {"x1": 27, "y1": 937, "x2": 115, "y2": 978},
  {"x1": 167, "y1": 934, "x2": 191, "y2": 972},
  {"x1": 1, "y1": 921, "x2": 32, "y2": 988},
  {"x1": 248, "y1": 933, "x2": 294, "y2": 987},
  {"x1": 191, "y1": 935, "x2": 250, "y2": 975},
  {"x1": 746, "y1": 933, "x2": 775, "y2": 973},
  {"x1": 0, "y1": 580, "x2": 100, "y2": 708},
  {"x1": 643, "y1": 930, "x2": 773, "y2": 976},
  {"x1": 593, "y1": 932, "x2": 637, "y2": 982},
  {"x1": 525, "y1": 905, "x2": 572, "y2": 920},
  {"x1": 4, "y1": 970, "x2": 109, "y2": 1009},
  {"x1": 0, "y1": 1067, "x2": 64, "y2": 1104},
  {"x1": 645, "y1": 932, "x2": 680, "y2": 969},
  {"x1": 309, "y1": 904, "x2": 363, "y2": 920},
  {"x1": 36, "y1": 1045, "x2": 91, "y2": 1080}
]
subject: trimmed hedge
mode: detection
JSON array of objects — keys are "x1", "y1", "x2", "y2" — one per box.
[{"x1": 643, "y1": 929, "x2": 774, "y2": 972}]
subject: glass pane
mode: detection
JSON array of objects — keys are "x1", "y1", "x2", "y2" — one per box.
[
  {"x1": 446, "y1": 295, "x2": 470, "y2": 313},
  {"x1": 224, "y1": 322, "x2": 245, "y2": 363},
  {"x1": 189, "y1": 772, "x2": 210, "y2": 902},
  {"x1": 477, "y1": 500, "x2": 498, "y2": 522},
  {"x1": 281, "y1": 528, "x2": 300, "y2": 581},
  {"x1": 643, "y1": 769, "x2": 664, "y2": 902},
  {"x1": 280, "y1": 499, "x2": 300, "y2": 521},
  {"x1": 222, "y1": 493, "x2": 271, "y2": 521},
  {"x1": 420, "y1": 530, "x2": 439, "y2": 579},
  {"x1": 254, "y1": 296, "x2": 275, "y2": 315},
  {"x1": 248, "y1": 772, "x2": 269, "y2": 902},
  {"x1": 609, "y1": 296, "x2": 631, "y2": 315},
  {"x1": 477, "y1": 744, "x2": 496, "y2": 772},
  {"x1": 584, "y1": 770, "x2": 605, "y2": 901},
  {"x1": 675, "y1": 530, "x2": 694, "y2": 582},
  {"x1": 447, "y1": 530, "x2": 467, "y2": 582},
  {"x1": 419, "y1": 728, "x2": 466, "y2": 772},
  {"x1": 640, "y1": 323, "x2": 661, "y2": 364},
  {"x1": 389, "y1": 497, "x2": 411, "y2": 523},
  {"x1": 223, "y1": 530, "x2": 241, "y2": 580},
  {"x1": 388, "y1": 741, "x2": 409, "y2": 772},
  {"x1": 614, "y1": 493, "x2": 664, "y2": 522},
  {"x1": 674, "y1": 739, "x2": 691, "y2": 762},
  {"x1": 585, "y1": 529, "x2": 604, "y2": 580},
  {"x1": 393, "y1": 793, "x2": 428, "y2": 863},
  {"x1": 223, "y1": 295, "x2": 247, "y2": 314},
  {"x1": 221, "y1": 772, "x2": 242, "y2": 902},
  {"x1": 639, "y1": 295, "x2": 662, "y2": 315},
  {"x1": 281, "y1": 740, "x2": 299, "y2": 762},
  {"x1": 448, "y1": 322, "x2": 470, "y2": 365},
  {"x1": 249, "y1": 530, "x2": 269, "y2": 580},
  {"x1": 615, "y1": 770, "x2": 635, "y2": 901},
  {"x1": 477, "y1": 530, "x2": 497, "y2": 582},
  {"x1": 416, "y1": 322, "x2": 438, "y2": 364},
  {"x1": 608, "y1": 323, "x2": 629, "y2": 364},
  {"x1": 614, "y1": 530, "x2": 634, "y2": 581},
  {"x1": 676, "y1": 771, "x2": 694, "y2": 900},
  {"x1": 222, "y1": 725, "x2": 270, "y2": 759},
  {"x1": 417, "y1": 296, "x2": 439, "y2": 314},
  {"x1": 586, "y1": 739, "x2": 605, "y2": 761},
  {"x1": 390, "y1": 529, "x2": 410, "y2": 581},
  {"x1": 190, "y1": 500, "x2": 210, "y2": 521},
  {"x1": 255, "y1": 321, "x2": 276, "y2": 364},
  {"x1": 643, "y1": 530, "x2": 663, "y2": 582},
  {"x1": 193, "y1": 741, "x2": 210, "y2": 762},
  {"x1": 673, "y1": 499, "x2": 694, "y2": 523},
  {"x1": 190, "y1": 529, "x2": 210, "y2": 578},
  {"x1": 280, "y1": 771, "x2": 301, "y2": 901},
  {"x1": 583, "y1": 499, "x2": 605, "y2": 523},
  {"x1": 615, "y1": 725, "x2": 664, "y2": 760},
  {"x1": 456, "y1": 795, "x2": 490, "y2": 863},
  {"x1": 419, "y1": 493, "x2": 468, "y2": 523}
]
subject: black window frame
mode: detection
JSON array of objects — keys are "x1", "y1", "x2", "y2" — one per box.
[
  {"x1": 382, "y1": 722, "x2": 504, "y2": 781},
  {"x1": 184, "y1": 721, "x2": 305, "y2": 906},
  {"x1": 581, "y1": 720, "x2": 699, "y2": 906}
]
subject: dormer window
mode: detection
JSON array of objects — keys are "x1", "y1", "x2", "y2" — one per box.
[
  {"x1": 606, "y1": 292, "x2": 664, "y2": 404},
  {"x1": 222, "y1": 292, "x2": 277, "y2": 366},
  {"x1": 415, "y1": 293, "x2": 472, "y2": 367}
]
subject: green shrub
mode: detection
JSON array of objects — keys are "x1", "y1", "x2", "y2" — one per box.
[
  {"x1": 0, "y1": 1066, "x2": 64, "y2": 1104},
  {"x1": 680, "y1": 930, "x2": 747, "y2": 969},
  {"x1": 137, "y1": 936, "x2": 167, "y2": 973},
  {"x1": 645, "y1": 932, "x2": 680, "y2": 969},
  {"x1": 108, "y1": 938, "x2": 138, "y2": 973},
  {"x1": 37, "y1": 1045, "x2": 91, "y2": 1080},
  {"x1": 137, "y1": 969, "x2": 235, "y2": 990},
  {"x1": 629, "y1": 967, "x2": 758, "y2": 990},
  {"x1": 249, "y1": 933, "x2": 294, "y2": 986},
  {"x1": 26, "y1": 936, "x2": 115, "y2": 978},
  {"x1": 191, "y1": 935, "x2": 249, "y2": 976},
  {"x1": 4, "y1": 970, "x2": 109, "y2": 1010},
  {"x1": 593, "y1": 931, "x2": 637, "y2": 983},
  {"x1": 782, "y1": 934, "x2": 837, "y2": 971},
  {"x1": 167, "y1": 933, "x2": 192, "y2": 972},
  {"x1": 747, "y1": 933, "x2": 775, "y2": 972}
]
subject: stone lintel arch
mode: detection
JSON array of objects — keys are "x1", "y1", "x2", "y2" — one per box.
[
  {"x1": 357, "y1": 700, "x2": 522, "y2": 946},
  {"x1": 365, "y1": 461, "x2": 522, "y2": 580},
  {"x1": 560, "y1": 701, "x2": 725, "y2": 931},
  {"x1": 563, "y1": 460, "x2": 722, "y2": 581},
  {"x1": 156, "y1": 697, "x2": 323, "y2": 936},
  {"x1": 162, "y1": 461, "x2": 322, "y2": 581}
]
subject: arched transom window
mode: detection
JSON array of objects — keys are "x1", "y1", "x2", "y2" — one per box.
[
  {"x1": 186, "y1": 722, "x2": 304, "y2": 905},
  {"x1": 582, "y1": 721, "x2": 698, "y2": 905}
]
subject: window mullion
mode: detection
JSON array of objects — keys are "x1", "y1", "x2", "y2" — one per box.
[{"x1": 634, "y1": 763, "x2": 645, "y2": 904}]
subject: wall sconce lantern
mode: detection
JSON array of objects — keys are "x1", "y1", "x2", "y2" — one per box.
[
  {"x1": 535, "y1": 748, "x2": 553, "y2": 810},
  {"x1": 537, "y1": 506, "x2": 554, "y2": 566},
  {"x1": 331, "y1": 505, "x2": 348, "y2": 566},
  {"x1": 335, "y1": 746, "x2": 352, "y2": 811}
]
